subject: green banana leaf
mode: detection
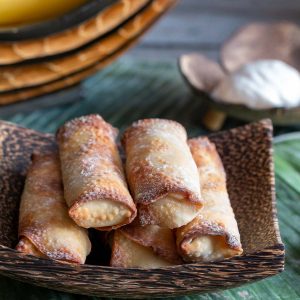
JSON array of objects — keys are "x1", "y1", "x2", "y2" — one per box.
[{"x1": 0, "y1": 59, "x2": 300, "y2": 300}]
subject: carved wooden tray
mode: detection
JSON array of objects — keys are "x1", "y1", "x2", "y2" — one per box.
[{"x1": 0, "y1": 119, "x2": 284, "y2": 298}]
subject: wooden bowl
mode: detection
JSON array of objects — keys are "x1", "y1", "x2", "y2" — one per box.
[
  {"x1": 0, "y1": 119, "x2": 284, "y2": 298},
  {"x1": 0, "y1": 0, "x2": 151, "y2": 65},
  {"x1": 0, "y1": 36, "x2": 138, "y2": 106},
  {"x1": 0, "y1": 0, "x2": 176, "y2": 94},
  {"x1": 179, "y1": 22, "x2": 300, "y2": 126},
  {"x1": 0, "y1": 0, "x2": 176, "y2": 107},
  {"x1": 0, "y1": 0, "x2": 118, "y2": 41}
]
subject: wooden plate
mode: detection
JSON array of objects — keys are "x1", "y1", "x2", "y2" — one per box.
[
  {"x1": 0, "y1": 119, "x2": 284, "y2": 298},
  {"x1": 0, "y1": 0, "x2": 117, "y2": 41},
  {"x1": 0, "y1": 0, "x2": 151, "y2": 65},
  {"x1": 0, "y1": 0, "x2": 175, "y2": 93},
  {"x1": 0, "y1": 0, "x2": 176, "y2": 106},
  {"x1": 0, "y1": 35, "x2": 138, "y2": 105},
  {"x1": 179, "y1": 53, "x2": 300, "y2": 125}
]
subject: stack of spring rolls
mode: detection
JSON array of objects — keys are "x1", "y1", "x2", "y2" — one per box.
[{"x1": 16, "y1": 114, "x2": 243, "y2": 266}]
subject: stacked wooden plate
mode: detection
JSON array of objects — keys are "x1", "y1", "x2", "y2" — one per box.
[{"x1": 0, "y1": 0, "x2": 176, "y2": 107}]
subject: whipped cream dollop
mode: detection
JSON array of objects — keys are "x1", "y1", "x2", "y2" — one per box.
[{"x1": 212, "y1": 60, "x2": 300, "y2": 109}]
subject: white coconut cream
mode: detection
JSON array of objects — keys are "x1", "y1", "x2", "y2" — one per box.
[{"x1": 212, "y1": 60, "x2": 300, "y2": 109}]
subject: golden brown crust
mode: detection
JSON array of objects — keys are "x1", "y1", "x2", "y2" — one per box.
[
  {"x1": 122, "y1": 118, "x2": 200, "y2": 204},
  {"x1": 122, "y1": 118, "x2": 188, "y2": 147},
  {"x1": 68, "y1": 188, "x2": 136, "y2": 231},
  {"x1": 110, "y1": 223, "x2": 181, "y2": 267},
  {"x1": 121, "y1": 223, "x2": 182, "y2": 264},
  {"x1": 176, "y1": 137, "x2": 243, "y2": 262},
  {"x1": 122, "y1": 119, "x2": 202, "y2": 228},
  {"x1": 176, "y1": 217, "x2": 242, "y2": 258},
  {"x1": 110, "y1": 230, "x2": 128, "y2": 267},
  {"x1": 57, "y1": 114, "x2": 137, "y2": 230},
  {"x1": 17, "y1": 153, "x2": 91, "y2": 264},
  {"x1": 57, "y1": 113, "x2": 118, "y2": 141},
  {"x1": 16, "y1": 237, "x2": 47, "y2": 259}
]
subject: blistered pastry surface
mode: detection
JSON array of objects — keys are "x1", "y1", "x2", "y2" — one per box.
[
  {"x1": 18, "y1": 153, "x2": 91, "y2": 264},
  {"x1": 138, "y1": 194, "x2": 200, "y2": 229},
  {"x1": 122, "y1": 119, "x2": 202, "y2": 228},
  {"x1": 177, "y1": 137, "x2": 243, "y2": 262},
  {"x1": 111, "y1": 223, "x2": 181, "y2": 267},
  {"x1": 110, "y1": 230, "x2": 172, "y2": 268},
  {"x1": 57, "y1": 115, "x2": 136, "y2": 230}
]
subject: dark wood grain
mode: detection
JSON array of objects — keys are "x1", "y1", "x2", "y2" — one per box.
[
  {"x1": 0, "y1": 120, "x2": 284, "y2": 298},
  {"x1": 0, "y1": 123, "x2": 56, "y2": 248}
]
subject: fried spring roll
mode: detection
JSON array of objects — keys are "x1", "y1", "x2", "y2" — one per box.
[
  {"x1": 176, "y1": 137, "x2": 243, "y2": 262},
  {"x1": 16, "y1": 153, "x2": 91, "y2": 264},
  {"x1": 122, "y1": 119, "x2": 202, "y2": 229},
  {"x1": 57, "y1": 115, "x2": 137, "y2": 230},
  {"x1": 110, "y1": 224, "x2": 182, "y2": 268},
  {"x1": 16, "y1": 237, "x2": 47, "y2": 259}
]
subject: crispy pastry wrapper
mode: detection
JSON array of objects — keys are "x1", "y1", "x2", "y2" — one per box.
[
  {"x1": 176, "y1": 137, "x2": 243, "y2": 262},
  {"x1": 110, "y1": 222, "x2": 182, "y2": 268},
  {"x1": 57, "y1": 114, "x2": 137, "y2": 230},
  {"x1": 122, "y1": 119, "x2": 202, "y2": 229},
  {"x1": 16, "y1": 153, "x2": 91, "y2": 264}
]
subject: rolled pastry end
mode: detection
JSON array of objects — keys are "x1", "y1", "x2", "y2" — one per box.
[
  {"x1": 110, "y1": 223, "x2": 182, "y2": 268},
  {"x1": 180, "y1": 234, "x2": 243, "y2": 262},
  {"x1": 175, "y1": 137, "x2": 243, "y2": 262},
  {"x1": 57, "y1": 114, "x2": 137, "y2": 231},
  {"x1": 17, "y1": 153, "x2": 92, "y2": 264},
  {"x1": 139, "y1": 193, "x2": 202, "y2": 229},
  {"x1": 110, "y1": 231, "x2": 173, "y2": 268},
  {"x1": 122, "y1": 118, "x2": 202, "y2": 229},
  {"x1": 16, "y1": 237, "x2": 46, "y2": 259},
  {"x1": 16, "y1": 234, "x2": 90, "y2": 264},
  {"x1": 69, "y1": 197, "x2": 136, "y2": 230},
  {"x1": 16, "y1": 228, "x2": 91, "y2": 264}
]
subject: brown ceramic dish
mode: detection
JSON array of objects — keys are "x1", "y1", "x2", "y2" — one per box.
[
  {"x1": 179, "y1": 22, "x2": 300, "y2": 125},
  {"x1": 0, "y1": 119, "x2": 284, "y2": 298}
]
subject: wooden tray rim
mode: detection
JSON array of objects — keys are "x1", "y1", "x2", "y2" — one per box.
[{"x1": 0, "y1": 119, "x2": 285, "y2": 298}]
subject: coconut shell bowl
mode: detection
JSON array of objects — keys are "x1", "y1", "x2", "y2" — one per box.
[
  {"x1": 0, "y1": 119, "x2": 284, "y2": 298},
  {"x1": 179, "y1": 22, "x2": 300, "y2": 131},
  {"x1": 0, "y1": 0, "x2": 177, "y2": 107}
]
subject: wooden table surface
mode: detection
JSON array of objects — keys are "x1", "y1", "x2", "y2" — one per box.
[{"x1": 126, "y1": 0, "x2": 300, "y2": 61}]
